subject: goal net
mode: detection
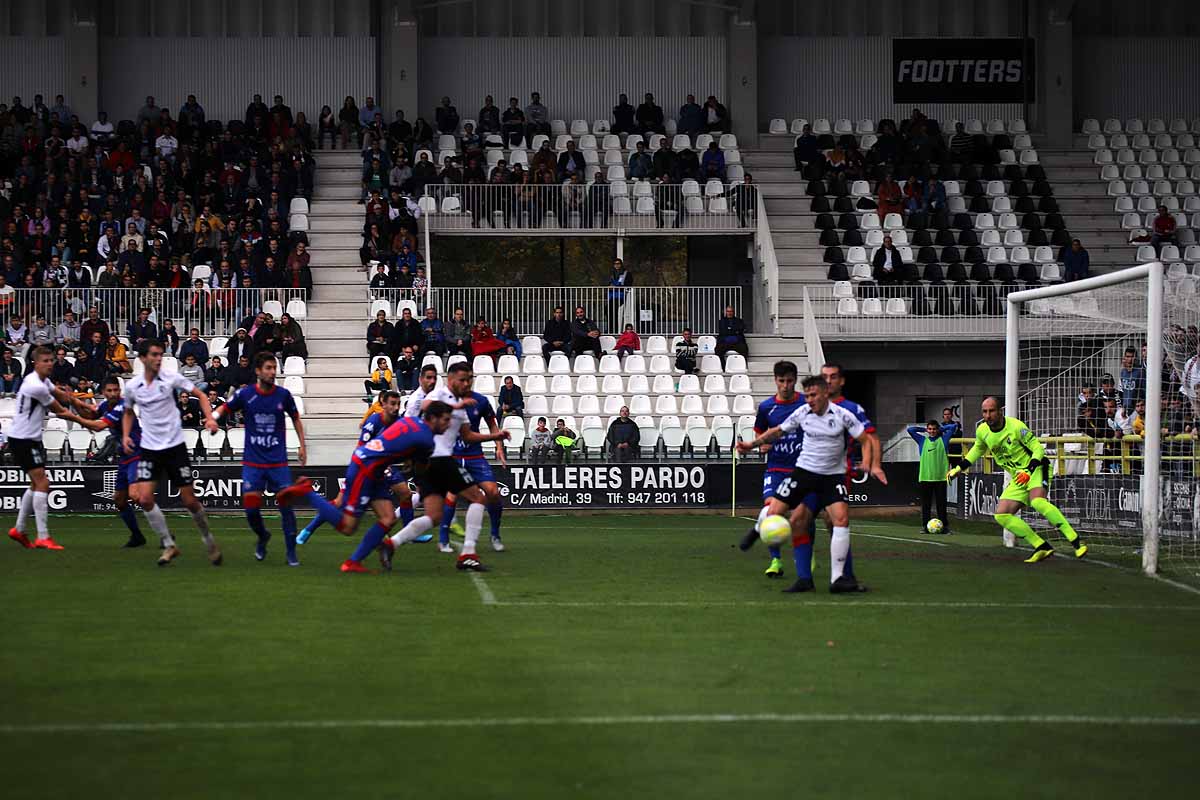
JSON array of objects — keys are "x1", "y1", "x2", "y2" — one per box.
[{"x1": 1003, "y1": 263, "x2": 1199, "y2": 578}]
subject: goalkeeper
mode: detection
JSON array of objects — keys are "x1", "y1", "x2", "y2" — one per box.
[{"x1": 947, "y1": 397, "x2": 1087, "y2": 563}]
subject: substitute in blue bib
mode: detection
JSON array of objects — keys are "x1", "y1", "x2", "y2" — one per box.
[{"x1": 217, "y1": 352, "x2": 307, "y2": 566}]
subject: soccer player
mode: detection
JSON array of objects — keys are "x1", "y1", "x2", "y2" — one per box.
[
  {"x1": 122, "y1": 339, "x2": 223, "y2": 566},
  {"x1": 275, "y1": 402, "x2": 455, "y2": 573},
  {"x1": 438, "y1": 378, "x2": 508, "y2": 553},
  {"x1": 737, "y1": 375, "x2": 887, "y2": 593},
  {"x1": 70, "y1": 376, "x2": 154, "y2": 548},
  {"x1": 739, "y1": 360, "x2": 818, "y2": 581},
  {"x1": 947, "y1": 397, "x2": 1087, "y2": 562},
  {"x1": 214, "y1": 352, "x2": 307, "y2": 566},
  {"x1": 6, "y1": 345, "x2": 90, "y2": 550},
  {"x1": 383, "y1": 362, "x2": 509, "y2": 572},
  {"x1": 295, "y1": 390, "x2": 422, "y2": 545}
]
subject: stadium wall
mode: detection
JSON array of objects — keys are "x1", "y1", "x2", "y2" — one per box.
[
  {"x1": 417, "y1": 36, "x2": 728, "y2": 127},
  {"x1": 0, "y1": 36, "x2": 68, "y2": 107},
  {"x1": 758, "y1": 36, "x2": 1027, "y2": 129},
  {"x1": 1072, "y1": 36, "x2": 1200, "y2": 124},
  {"x1": 98, "y1": 36, "x2": 377, "y2": 123}
]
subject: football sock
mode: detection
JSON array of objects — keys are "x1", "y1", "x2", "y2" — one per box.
[
  {"x1": 488, "y1": 501, "x2": 503, "y2": 538},
  {"x1": 307, "y1": 491, "x2": 345, "y2": 528},
  {"x1": 461, "y1": 503, "x2": 484, "y2": 556},
  {"x1": 390, "y1": 515, "x2": 433, "y2": 547},
  {"x1": 1029, "y1": 497, "x2": 1079, "y2": 543},
  {"x1": 279, "y1": 507, "x2": 298, "y2": 554},
  {"x1": 117, "y1": 503, "x2": 143, "y2": 538},
  {"x1": 995, "y1": 512, "x2": 1046, "y2": 549},
  {"x1": 349, "y1": 522, "x2": 389, "y2": 563},
  {"x1": 792, "y1": 520, "x2": 815, "y2": 581},
  {"x1": 829, "y1": 526, "x2": 851, "y2": 583},
  {"x1": 245, "y1": 509, "x2": 270, "y2": 541},
  {"x1": 189, "y1": 507, "x2": 215, "y2": 548},
  {"x1": 439, "y1": 501, "x2": 456, "y2": 545},
  {"x1": 15, "y1": 488, "x2": 33, "y2": 533},
  {"x1": 144, "y1": 505, "x2": 176, "y2": 548},
  {"x1": 32, "y1": 491, "x2": 50, "y2": 538},
  {"x1": 397, "y1": 500, "x2": 414, "y2": 526}
]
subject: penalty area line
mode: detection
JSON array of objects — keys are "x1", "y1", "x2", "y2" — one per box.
[
  {"x1": 470, "y1": 572, "x2": 497, "y2": 606},
  {"x1": 490, "y1": 599, "x2": 1200, "y2": 611},
  {"x1": 3, "y1": 712, "x2": 1198, "y2": 735},
  {"x1": 736, "y1": 517, "x2": 950, "y2": 548}
]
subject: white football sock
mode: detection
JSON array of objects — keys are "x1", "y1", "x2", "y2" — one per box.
[
  {"x1": 144, "y1": 505, "x2": 176, "y2": 548},
  {"x1": 189, "y1": 507, "x2": 214, "y2": 547},
  {"x1": 754, "y1": 504, "x2": 770, "y2": 532},
  {"x1": 830, "y1": 526, "x2": 850, "y2": 583},
  {"x1": 461, "y1": 503, "x2": 485, "y2": 556},
  {"x1": 15, "y1": 489, "x2": 33, "y2": 533},
  {"x1": 32, "y1": 491, "x2": 50, "y2": 538},
  {"x1": 390, "y1": 515, "x2": 433, "y2": 547}
]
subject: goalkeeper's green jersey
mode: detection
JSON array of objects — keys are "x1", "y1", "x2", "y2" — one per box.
[{"x1": 964, "y1": 417, "x2": 1045, "y2": 475}]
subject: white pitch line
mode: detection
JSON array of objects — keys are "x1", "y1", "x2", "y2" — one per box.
[
  {"x1": 3, "y1": 712, "x2": 1198, "y2": 736},
  {"x1": 736, "y1": 517, "x2": 950, "y2": 547},
  {"x1": 469, "y1": 572, "x2": 497, "y2": 606},
  {"x1": 491, "y1": 599, "x2": 1200, "y2": 611}
]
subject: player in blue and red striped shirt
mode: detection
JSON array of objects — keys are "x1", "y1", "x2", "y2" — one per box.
[
  {"x1": 438, "y1": 387, "x2": 508, "y2": 552},
  {"x1": 215, "y1": 352, "x2": 307, "y2": 566},
  {"x1": 276, "y1": 402, "x2": 454, "y2": 573}
]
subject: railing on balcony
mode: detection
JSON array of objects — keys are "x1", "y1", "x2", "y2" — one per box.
[
  {"x1": 0, "y1": 288, "x2": 308, "y2": 339},
  {"x1": 418, "y1": 182, "x2": 757, "y2": 234},
  {"x1": 367, "y1": 286, "x2": 741, "y2": 337}
]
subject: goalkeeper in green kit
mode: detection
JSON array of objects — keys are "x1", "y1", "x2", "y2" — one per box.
[{"x1": 947, "y1": 397, "x2": 1088, "y2": 563}]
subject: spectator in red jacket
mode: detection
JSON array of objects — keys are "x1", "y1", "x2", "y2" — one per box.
[{"x1": 1152, "y1": 206, "x2": 1178, "y2": 255}]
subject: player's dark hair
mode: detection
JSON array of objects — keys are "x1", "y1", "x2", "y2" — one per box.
[
  {"x1": 101, "y1": 375, "x2": 121, "y2": 389},
  {"x1": 253, "y1": 351, "x2": 276, "y2": 370},
  {"x1": 926, "y1": 419, "x2": 940, "y2": 427},
  {"x1": 448, "y1": 361, "x2": 472, "y2": 376},
  {"x1": 423, "y1": 400, "x2": 453, "y2": 420},
  {"x1": 136, "y1": 339, "x2": 163, "y2": 357},
  {"x1": 773, "y1": 360, "x2": 798, "y2": 379},
  {"x1": 420, "y1": 364, "x2": 438, "y2": 377},
  {"x1": 1124, "y1": 347, "x2": 1136, "y2": 356},
  {"x1": 801, "y1": 375, "x2": 827, "y2": 390},
  {"x1": 821, "y1": 361, "x2": 843, "y2": 378},
  {"x1": 380, "y1": 390, "x2": 400, "y2": 404}
]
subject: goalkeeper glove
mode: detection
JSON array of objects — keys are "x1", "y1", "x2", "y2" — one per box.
[
  {"x1": 1014, "y1": 470, "x2": 1031, "y2": 486},
  {"x1": 946, "y1": 465, "x2": 964, "y2": 480}
]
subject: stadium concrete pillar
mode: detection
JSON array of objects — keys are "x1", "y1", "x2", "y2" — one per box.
[
  {"x1": 945, "y1": 0, "x2": 974, "y2": 37},
  {"x1": 626, "y1": 1, "x2": 654, "y2": 37},
  {"x1": 114, "y1": 0, "x2": 150, "y2": 37},
  {"x1": 550, "y1": 1, "x2": 581, "y2": 37},
  {"x1": 584, "y1": 4, "x2": 617, "y2": 37},
  {"x1": 190, "y1": 1, "x2": 224, "y2": 38},
  {"x1": 66, "y1": 1, "x2": 99, "y2": 125},
  {"x1": 512, "y1": 0, "x2": 547, "y2": 36},
  {"x1": 153, "y1": 0, "x2": 189, "y2": 37},
  {"x1": 379, "y1": 0, "x2": 419, "y2": 121},
  {"x1": 228, "y1": 1, "x2": 263, "y2": 37},
  {"x1": 11, "y1": 0, "x2": 46, "y2": 36},
  {"x1": 296, "y1": 0, "x2": 330, "y2": 36},
  {"x1": 727, "y1": 14, "x2": 757, "y2": 148},
  {"x1": 1039, "y1": 0, "x2": 1075, "y2": 148},
  {"x1": 656, "y1": 1, "x2": 689, "y2": 37},
  {"x1": 336, "y1": 0, "x2": 371, "y2": 36}
]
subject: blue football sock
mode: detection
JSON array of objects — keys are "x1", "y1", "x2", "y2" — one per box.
[
  {"x1": 307, "y1": 491, "x2": 345, "y2": 528},
  {"x1": 349, "y1": 522, "x2": 389, "y2": 563},
  {"x1": 280, "y1": 508, "x2": 298, "y2": 553},
  {"x1": 117, "y1": 504, "x2": 142, "y2": 537},
  {"x1": 398, "y1": 502, "x2": 414, "y2": 526},
  {"x1": 488, "y1": 502, "x2": 503, "y2": 539},
  {"x1": 793, "y1": 519, "x2": 817, "y2": 581},
  {"x1": 439, "y1": 502, "x2": 456, "y2": 545},
  {"x1": 246, "y1": 509, "x2": 271, "y2": 541},
  {"x1": 768, "y1": 545, "x2": 781, "y2": 560}
]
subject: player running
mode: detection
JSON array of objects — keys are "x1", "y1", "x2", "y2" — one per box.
[
  {"x1": 295, "y1": 390, "x2": 421, "y2": 545},
  {"x1": 437, "y1": 380, "x2": 508, "y2": 553},
  {"x1": 382, "y1": 362, "x2": 509, "y2": 572},
  {"x1": 947, "y1": 396, "x2": 1087, "y2": 562},
  {"x1": 214, "y1": 352, "x2": 307, "y2": 566},
  {"x1": 737, "y1": 375, "x2": 886, "y2": 593},
  {"x1": 122, "y1": 339, "x2": 223, "y2": 566},
  {"x1": 70, "y1": 375, "x2": 155, "y2": 548},
  {"x1": 6, "y1": 345, "x2": 90, "y2": 550},
  {"x1": 738, "y1": 360, "x2": 819, "y2": 581},
  {"x1": 275, "y1": 401, "x2": 455, "y2": 573}
]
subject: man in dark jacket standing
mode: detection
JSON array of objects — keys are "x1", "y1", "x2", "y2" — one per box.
[
  {"x1": 542, "y1": 306, "x2": 572, "y2": 358},
  {"x1": 607, "y1": 406, "x2": 641, "y2": 462}
]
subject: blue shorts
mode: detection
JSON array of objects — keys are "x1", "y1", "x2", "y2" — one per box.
[
  {"x1": 115, "y1": 458, "x2": 139, "y2": 492},
  {"x1": 384, "y1": 466, "x2": 408, "y2": 487},
  {"x1": 457, "y1": 456, "x2": 495, "y2": 484},
  {"x1": 762, "y1": 468, "x2": 820, "y2": 513},
  {"x1": 243, "y1": 465, "x2": 293, "y2": 494},
  {"x1": 341, "y1": 462, "x2": 394, "y2": 517}
]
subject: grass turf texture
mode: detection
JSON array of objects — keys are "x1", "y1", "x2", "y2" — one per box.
[{"x1": 2, "y1": 511, "x2": 1198, "y2": 799}]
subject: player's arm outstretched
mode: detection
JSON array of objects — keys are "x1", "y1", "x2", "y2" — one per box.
[
  {"x1": 484, "y1": 414, "x2": 508, "y2": 466},
  {"x1": 855, "y1": 427, "x2": 887, "y2": 484},
  {"x1": 946, "y1": 434, "x2": 988, "y2": 480},
  {"x1": 189, "y1": 386, "x2": 220, "y2": 433},
  {"x1": 460, "y1": 423, "x2": 510, "y2": 446},
  {"x1": 737, "y1": 425, "x2": 784, "y2": 451}
]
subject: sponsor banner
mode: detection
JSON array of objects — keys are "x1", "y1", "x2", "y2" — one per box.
[
  {"x1": 893, "y1": 38, "x2": 1035, "y2": 104},
  {"x1": 0, "y1": 462, "x2": 923, "y2": 512}
]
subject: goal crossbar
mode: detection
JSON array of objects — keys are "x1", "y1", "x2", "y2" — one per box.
[{"x1": 1004, "y1": 262, "x2": 1165, "y2": 575}]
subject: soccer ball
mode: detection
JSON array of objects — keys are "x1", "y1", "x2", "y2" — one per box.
[
  {"x1": 759, "y1": 515, "x2": 792, "y2": 547},
  {"x1": 926, "y1": 518, "x2": 944, "y2": 535}
]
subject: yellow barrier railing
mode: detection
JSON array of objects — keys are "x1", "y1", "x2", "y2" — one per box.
[{"x1": 949, "y1": 435, "x2": 1200, "y2": 477}]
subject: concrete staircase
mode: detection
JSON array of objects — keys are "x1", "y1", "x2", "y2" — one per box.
[{"x1": 301, "y1": 149, "x2": 372, "y2": 464}]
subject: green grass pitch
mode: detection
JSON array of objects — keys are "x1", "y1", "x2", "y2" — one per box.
[{"x1": 2, "y1": 511, "x2": 1199, "y2": 799}]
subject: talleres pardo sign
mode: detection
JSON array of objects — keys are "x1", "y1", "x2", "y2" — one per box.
[{"x1": 893, "y1": 38, "x2": 1035, "y2": 104}]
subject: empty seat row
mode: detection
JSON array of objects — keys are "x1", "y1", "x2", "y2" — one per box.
[
  {"x1": 1083, "y1": 118, "x2": 1200, "y2": 135},
  {"x1": 1087, "y1": 132, "x2": 1198, "y2": 150},
  {"x1": 521, "y1": 393, "x2": 757, "y2": 417},
  {"x1": 419, "y1": 351, "x2": 748, "y2": 377},
  {"x1": 770, "y1": 117, "x2": 1027, "y2": 136},
  {"x1": 1093, "y1": 148, "x2": 1200, "y2": 166},
  {"x1": 1136, "y1": 245, "x2": 1200, "y2": 263},
  {"x1": 1115, "y1": 196, "x2": 1200, "y2": 216},
  {"x1": 499, "y1": 413, "x2": 756, "y2": 456},
  {"x1": 1099, "y1": 164, "x2": 1200, "y2": 182}
]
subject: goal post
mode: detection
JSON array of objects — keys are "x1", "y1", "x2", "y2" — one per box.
[{"x1": 1004, "y1": 263, "x2": 1166, "y2": 575}]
